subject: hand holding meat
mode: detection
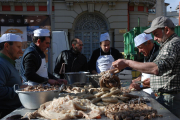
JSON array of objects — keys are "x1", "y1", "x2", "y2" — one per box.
[
  {"x1": 132, "y1": 76, "x2": 141, "y2": 83},
  {"x1": 99, "y1": 71, "x2": 121, "y2": 88},
  {"x1": 20, "y1": 85, "x2": 28, "y2": 89},
  {"x1": 57, "y1": 79, "x2": 67, "y2": 85},
  {"x1": 143, "y1": 78, "x2": 150, "y2": 85},
  {"x1": 48, "y1": 79, "x2": 60, "y2": 85},
  {"x1": 112, "y1": 59, "x2": 128, "y2": 71},
  {"x1": 129, "y1": 83, "x2": 141, "y2": 91}
]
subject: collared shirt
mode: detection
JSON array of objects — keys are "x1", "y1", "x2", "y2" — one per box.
[
  {"x1": 151, "y1": 34, "x2": 180, "y2": 93},
  {"x1": 0, "y1": 53, "x2": 16, "y2": 66}
]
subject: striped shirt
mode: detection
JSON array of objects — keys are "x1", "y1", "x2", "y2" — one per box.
[{"x1": 151, "y1": 34, "x2": 180, "y2": 93}]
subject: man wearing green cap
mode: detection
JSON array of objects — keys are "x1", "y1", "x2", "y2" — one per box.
[
  {"x1": 112, "y1": 16, "x2": 180, "y2": 118},
  {"x1": 0, "y1": 33, "x2": 27, "y2": 118}
]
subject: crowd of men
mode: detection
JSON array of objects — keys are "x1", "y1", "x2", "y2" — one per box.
[{"x1": 0, "y1": 16, "x2": 180, "y2": 119}]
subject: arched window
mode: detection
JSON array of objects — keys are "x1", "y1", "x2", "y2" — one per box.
[{"x1": 74, "y1": 13, "x2": 108, "y2": 60}]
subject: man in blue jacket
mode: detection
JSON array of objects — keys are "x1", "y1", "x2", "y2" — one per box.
[{"x1": 0, "y1": 33, "x2": 27, "y2": 118}]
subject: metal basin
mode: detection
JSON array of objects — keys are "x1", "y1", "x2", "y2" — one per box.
[
  {"x1": 87, "y1": 74, "x2": 101, "y2": 88},
  {"x1": 15, "y1": 85, "x2": 59, "y2": 109},
  {"x1": 64, "y1": 72, "x2": 90, "y2": 84}
]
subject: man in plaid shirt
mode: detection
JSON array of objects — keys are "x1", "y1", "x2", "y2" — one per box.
[{"x1": 112, "y1": 16, "x2": 180, "y2": 118}]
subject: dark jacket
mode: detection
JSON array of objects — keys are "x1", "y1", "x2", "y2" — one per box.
[
  {"x1": 54, "y1": 48, "x2": 88, "y2": 78},
  {"x1": 88, "y1": 47, "x2": 123, "y2": 73},
  {"x1": 20, "y1": 43, "x2": 57, "y2": 83},
  {"x1": 0, "y1": 54, "x2": 22, "y2": 110}
]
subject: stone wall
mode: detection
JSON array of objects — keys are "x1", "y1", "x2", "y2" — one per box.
[{"x1": 54, "y1": 1, "x2": 128, "y2": 52}]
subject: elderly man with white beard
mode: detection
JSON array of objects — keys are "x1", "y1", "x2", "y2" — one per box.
[{"x1": 112, "y1": 16, "x2": 180, "y2": 118}]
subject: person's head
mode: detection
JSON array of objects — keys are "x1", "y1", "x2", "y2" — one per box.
[
  {"x1": 0, "y1": 33, "x2": 22, "y2": 60},
  {"x1": 71, "y1": 38, "x2": 83, "y2": 53},
  {"x1": 134, "y1": 33, "x2": 154, "y2": 57},
  {"x1": 33, "y1": 29, "x2": 51, "y2": 52},
  {"x1": 144, "y1": 16, "x2": 175, "y2": 44},
  {"x1": 100, "y1": 32, "x2": 110, "y2": 53}
]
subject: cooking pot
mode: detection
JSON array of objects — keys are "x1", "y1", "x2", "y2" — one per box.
[
  {"x1": 64, "y1": 72, "x2": 90, "y2": 84},
  {"x1": 14, "y1": 84, "x2": 60, "y2": 109},
  {"x1": 86, "y1": 74, "x2": 101, "y2": 88}
]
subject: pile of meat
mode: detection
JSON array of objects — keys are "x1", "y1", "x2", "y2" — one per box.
[
  {"x1": 26, "y1": 95, "x2": 105, "y2": 120},
  {"x1": 105, "y1": 102, "x2": 163, "y2": 120},
  {"x1": 99, "y1": 70, "x2": 121, "y2": 88},
  {"x1": 62, "y1": 84, "x2": 139, "y2": 106},
  {"x1": 22, "y1": 84, "x2": 59, "y2": 92}
]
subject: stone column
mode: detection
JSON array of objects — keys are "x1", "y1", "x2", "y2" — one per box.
[
  {"x1": 22, "y1": 3, "x2": 26, "y2": 11},
  {"x1": 10, "y1": 2, "x2": 14, "y2": 11},
  {"x1": 35, "y1": 3, "x2": 38, "y2": 11},
  {"x1": 0, "y1": 2, "x2": 2, "y2": 11}
]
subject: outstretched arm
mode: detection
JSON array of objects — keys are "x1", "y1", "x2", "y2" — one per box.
[{"x1": 112, "y1": 59, "x2": 159, "y2": 75}]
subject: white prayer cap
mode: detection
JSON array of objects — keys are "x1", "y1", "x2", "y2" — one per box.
[
  {"x1": 100, "y1": 32, "x2": 110, "y2": 42},
  {"x1": 0, "y1": 33, "x2": 22, "y2": 43},
  {"x1": 33, "y1": 29, "x2": 50, "y2": 37},
  {"x1": 134, "y1": 33, "x2": 153, "y2": 47}
]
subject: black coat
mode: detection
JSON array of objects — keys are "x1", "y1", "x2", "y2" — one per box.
[
  {"x1": 20, "y1": 43, "x2": 57, "y2": 83},
  {"x1": 54, "y1": 48, "x2": 88, "y2": 79}
]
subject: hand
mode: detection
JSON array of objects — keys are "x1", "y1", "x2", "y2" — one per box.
[
  {"x1": 132, "y1": 76, "x2": 141, "y2": 83},
  {"x1": 112, "y1": 59, "x2": 128, "y2": 71},
  {"x1": 91, "y1": 70, "x2": 98, "y2": 74},
  {"x1": 143, "y1": 78, "x2": 150, "y2": 85},
  {"x1": 20, "y1": 85, "x2": 28, "y2": 89},
  {"x1": 48, "y1": 79, "x2": 60, "y2": 85},
  {"x1": 129, "y1": 83, "x2": 141, "y2": 91},
  {"x1": 57, "y1": 79, "x2": 67, "y2": 85}
]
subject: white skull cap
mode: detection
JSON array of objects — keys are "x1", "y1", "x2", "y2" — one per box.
[
  {"x1": 33, "y1": 29, "x2": 50, "y2": 37},
  {"x1": 0, "y1": 33, "x2": 22, "y2": 43},
  {"x1": 100, "y1": 32, "x2": 110, "y2": 42},
  {"x1": 134, "y1": 33, "x2": 153, "y2": 47}
]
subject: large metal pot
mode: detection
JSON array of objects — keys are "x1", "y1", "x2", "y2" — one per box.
[
  {"x1": 87, "y1": 74, "x2": 101, "y2": 88},
  {"x1": 64, "y1": 72, "x2": 90, "y2": 84},
  {"x1": 14, "y1": 85, "x2": 59, "y2": 109}
]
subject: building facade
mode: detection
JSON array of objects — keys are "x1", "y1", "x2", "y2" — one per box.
[
  {"x1": 166, "y1": 11, "x2": 179, "y2": 26},
  {"x1": 148, "y1": 0, "x2": 169, "y2": 26},
  {"x1": 0, "y1": 0, "x2": 156, "y2": 61}
]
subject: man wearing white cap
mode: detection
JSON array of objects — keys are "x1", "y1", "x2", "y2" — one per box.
[
  {"x1": 20, "y1": 29, "x2": 67, "y2": 86},
  {"x1": 0, "y1": 33, "x2": 27, "y2": 118},
  {"x1": 88, "y1": 32, "x2": 123, "y2": 74},
  {"x1": 112, "y1": 16, "x2": 180, "y2": 118},
  {"x1": 129, "y1": 33, "x2": 159, "y2": 95}
]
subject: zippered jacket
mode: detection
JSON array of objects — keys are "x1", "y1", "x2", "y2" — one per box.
[
  {"x1": 54, "y1": 48, "x2": 88, "y2": 78},
  {"x1": 20, "y1": 43, "x2": 57, "y2": 83}
]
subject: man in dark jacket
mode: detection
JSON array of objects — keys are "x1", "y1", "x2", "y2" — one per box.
[
  {"x1": 20, "y1": 29, "x2": 67, "y2": 85},
  {"x1": 54, "y1": 38, "x2": 88, "y2": 79}
]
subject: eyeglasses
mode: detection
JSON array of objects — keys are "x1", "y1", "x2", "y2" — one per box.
[{"x1": 78, "y1": 44, "x2": 83, "y2": 47}]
